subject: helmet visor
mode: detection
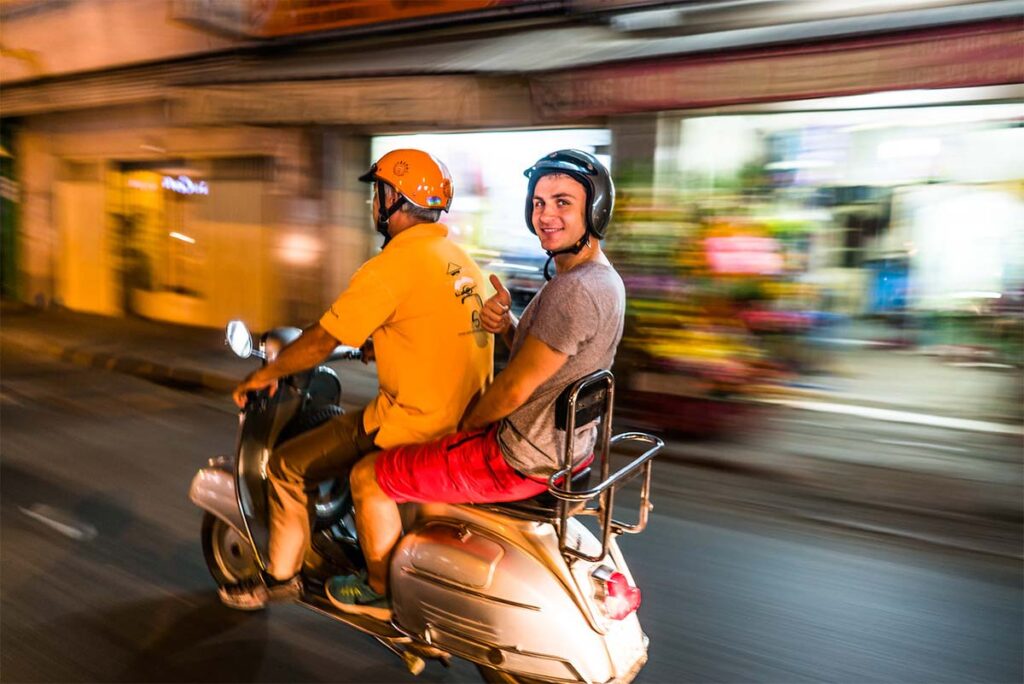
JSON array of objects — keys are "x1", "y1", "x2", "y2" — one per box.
[{"x1": 358, "y1": 163, "x2": 379, "y2": 183}]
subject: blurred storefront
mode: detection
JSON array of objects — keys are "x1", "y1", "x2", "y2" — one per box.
[
  {"x1": 2, "y1": 1, "x2": 1020, "y2": 342},
  {"x1": 604, "y1": 98, "x2": 1023, "y2": 432},
  {"x1": 20, "y1": 114, "x2": 344, "y2": 330}
]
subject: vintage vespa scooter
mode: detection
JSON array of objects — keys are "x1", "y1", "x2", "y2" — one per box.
[{"x1": 190, "y1": 320, "x2": 663, "y2": 683}]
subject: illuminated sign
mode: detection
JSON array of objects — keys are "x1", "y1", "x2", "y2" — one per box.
[
  {"x1": 705, "y1": 236, "x2": 783, "y2": 275},
  {"x1": 162, "y1": 175, "x2": 209, "y2": 195}
]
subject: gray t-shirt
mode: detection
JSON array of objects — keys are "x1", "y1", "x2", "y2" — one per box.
[{"x1": 497, "y1": 260, "x2": 625, "y2": 477}]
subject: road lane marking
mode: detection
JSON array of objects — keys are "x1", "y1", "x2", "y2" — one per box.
[{"x1": 19, "y1": 504, "x2": 97, "y2": 541}]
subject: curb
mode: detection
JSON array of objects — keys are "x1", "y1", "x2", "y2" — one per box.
[
  {"x1": 4, "y1": 335, "x2": 238, "y2": 394},
  {"x1": 749, "y1": 386, "x2": 1022, "y2": 435}
]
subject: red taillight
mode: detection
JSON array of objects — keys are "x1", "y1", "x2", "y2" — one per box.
[{"x1": 597, "y1": 569, "x2": 641, "y2": 620}]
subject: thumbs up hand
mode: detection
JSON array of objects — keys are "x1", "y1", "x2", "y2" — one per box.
[{"x1": 480, "y1": 274, "x2": 514, "y2": 335}]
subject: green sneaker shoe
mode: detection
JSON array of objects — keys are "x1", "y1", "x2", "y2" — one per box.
[{"x1": 326, "y1": 573, "x2": 392, "y2": 621}]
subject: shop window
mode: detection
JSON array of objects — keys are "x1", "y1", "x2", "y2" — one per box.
[{"x1": 116, "y1": 161, "x2": 208, "y2": 308}]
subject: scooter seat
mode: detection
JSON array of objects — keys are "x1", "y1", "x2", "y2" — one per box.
[{"x1": 480, "y1": 467, "x2": 592, "y2": 520}]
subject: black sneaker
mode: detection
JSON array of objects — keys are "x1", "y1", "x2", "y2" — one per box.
[{"x1": 218, "y1": 575, "x2": 302, "y2": 611}]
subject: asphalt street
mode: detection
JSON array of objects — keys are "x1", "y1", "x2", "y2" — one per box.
[{"x1": 1, "y1": 343, "x2": 1021, "y2": 683}]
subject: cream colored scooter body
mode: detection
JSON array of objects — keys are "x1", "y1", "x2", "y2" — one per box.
[{"x1": 391, "y1": 501, "x2": 649, "y2": 683}]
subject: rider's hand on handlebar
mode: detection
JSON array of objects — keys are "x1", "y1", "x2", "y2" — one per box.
[
  {"x1": 359, "y1": 339, "x2": 376, "y2": 365},
  {"x1": 232, "y1": 370, "x2": 278, "y2": 408},
  {"x1": 480, "y1": 274, "x2": 513, "y2": 335}
]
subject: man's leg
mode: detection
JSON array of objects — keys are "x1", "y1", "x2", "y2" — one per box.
[
  {"x1": 326, "y1": 427, "x2": 548, "y2": 619},
  {"x1": 219, "y1": 407, "x2": 374, "y2": 609},
  {"x1": 266, "y1": 408, "x2": 375, "y2": 580},
  {"x1": 349, "y1": 453, "x2": 401, "y2": 595}
]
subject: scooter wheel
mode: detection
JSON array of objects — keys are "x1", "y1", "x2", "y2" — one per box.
[{"x1": 201, "y1": 513, "x2": 260, "y2": 585}]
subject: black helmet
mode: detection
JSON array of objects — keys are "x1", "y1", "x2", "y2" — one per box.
[{"x1": 523, "y1": 149, "x2": 615, "y2": 240}]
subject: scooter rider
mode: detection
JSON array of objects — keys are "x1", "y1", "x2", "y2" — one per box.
[
  {"x1": 221, "y1": 149, "x2": 492, "y2": 609},
  {"x1": 327, "y1": 149, "x2": 625, "y2": 620}
]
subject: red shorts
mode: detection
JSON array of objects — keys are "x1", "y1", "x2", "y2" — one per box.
[{"x1": 374, "y1": 425, "x2": 569, "y2": 504}]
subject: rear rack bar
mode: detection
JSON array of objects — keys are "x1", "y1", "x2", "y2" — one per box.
[{"x1": 545, "y1": 370, "x2": 663, "y2": 562}]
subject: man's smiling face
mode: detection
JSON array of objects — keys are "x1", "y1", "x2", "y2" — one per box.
[{"x1": 531, "y1": 173, "x2": 587, "y2": 253}]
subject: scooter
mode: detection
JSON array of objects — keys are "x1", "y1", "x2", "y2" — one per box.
[{"x1": 190, "y1": 320, "x2": 663, "y2": 683}]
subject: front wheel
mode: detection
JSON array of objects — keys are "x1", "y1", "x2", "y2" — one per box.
[{"x1": 201, "y1": 512, "x2": 260, "y2": 585}]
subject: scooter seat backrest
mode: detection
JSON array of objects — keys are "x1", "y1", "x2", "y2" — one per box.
[{"x1": 554, "y1": 373, "x2": 610, "y2": 431}]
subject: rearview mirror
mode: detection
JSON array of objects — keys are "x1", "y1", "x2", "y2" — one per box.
[{"x1": 226, "y1": 320, "x2": 253, "y2": 359}]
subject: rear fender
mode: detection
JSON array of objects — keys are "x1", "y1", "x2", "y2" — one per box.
[{"x1": 189, "y1": 465, "x2": 246, "y2": 533}]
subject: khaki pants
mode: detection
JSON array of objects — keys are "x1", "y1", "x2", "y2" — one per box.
[{"x1": 266, "y1": 407, "x2": 377, "y2": 580}]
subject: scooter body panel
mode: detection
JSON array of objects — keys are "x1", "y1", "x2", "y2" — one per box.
[
  {"x1": 390, "y1": 502, "x2": 648, "y2": 683},
  {"x1": 189, "y1": 466, "x2": 246, "y2": 533}
]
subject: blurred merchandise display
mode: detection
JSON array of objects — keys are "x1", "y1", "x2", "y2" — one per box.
[{"x1": 605, "y1": 103, "x2": 1023, "y2": 434}]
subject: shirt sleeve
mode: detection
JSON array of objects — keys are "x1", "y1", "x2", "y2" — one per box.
[
  {"x1": 319, "y1": 260, "x2": 397, "y2": 347},
  {"x1": 525, "y1": 275, "x2": 599, "y2": 357}
]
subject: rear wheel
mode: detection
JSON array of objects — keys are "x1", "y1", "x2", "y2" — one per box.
[{"x1": 201, "y1": 512, "x2": 260, "y2": 585}]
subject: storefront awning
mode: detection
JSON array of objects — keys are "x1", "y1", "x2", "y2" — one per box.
[{"x1": 530, "y1": 20, "x2": 1024, "y2": 119}]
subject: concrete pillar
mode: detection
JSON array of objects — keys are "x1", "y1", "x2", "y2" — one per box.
[
  {"x1": 609, "y1": 114, "x2": 659, "y2": 190},
  {"x1": 18, "y1": 129, "x2": 58, "y2": 307},
  {"x1": 321, "y1": 131, "x2": 372, "y2": 309}
]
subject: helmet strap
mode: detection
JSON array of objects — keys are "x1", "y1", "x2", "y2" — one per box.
[
  {"x1": 542, "y1": 233, "x2": 590, "y2": 281},
  {"x1": 375, "y1": 181, "x2": 406, "y2": 247}
]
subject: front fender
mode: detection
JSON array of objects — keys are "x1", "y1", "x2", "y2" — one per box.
[{"x1": 189, "y1": 466, "x2": 246, "y2": 533}]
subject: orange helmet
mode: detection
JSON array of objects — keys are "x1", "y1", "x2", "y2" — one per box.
[{"x1": 359, "y1": 149, "x2": 454, "y2": 212}]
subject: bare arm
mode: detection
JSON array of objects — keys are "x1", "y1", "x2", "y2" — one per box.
[
  {"x1": 461, "y1": 334, "x2": 567, "y2": 431},
  {"x1": 231, "y1": 323, "x2": 341, "y2": 407}
]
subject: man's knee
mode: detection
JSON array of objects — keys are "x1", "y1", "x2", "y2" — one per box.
[{"x1": 350, "y1": 453, "x2": 380, "y2": 497}]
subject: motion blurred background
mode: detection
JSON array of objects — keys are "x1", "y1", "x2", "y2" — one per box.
[
  {"x1": 1, "y1": 2, "x2": 1021, "y2": 682},
  {"x1": 2, "y1": 0, "x2": 1021, "y2": 431}
]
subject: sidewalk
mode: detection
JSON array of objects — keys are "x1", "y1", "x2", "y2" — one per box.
[
  {"x1": 765, "y1": 346, "x2": 1023, "y2": 430},
  {"x1": 0, "y1": 301, "x2": 379, "y2": 400}
]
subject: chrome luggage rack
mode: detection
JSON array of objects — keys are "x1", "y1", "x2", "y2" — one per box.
[{"x1": 546, "y1": 370, "x2": 663, "y2": 562}]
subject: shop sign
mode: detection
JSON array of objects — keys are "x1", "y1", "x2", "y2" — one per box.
[
  {"x1": 705, "y1": 236, "x2": 782, "y2": 275},
  {"x1": 531, "y1": 21, "x2": 1024, "y2": 119},
  {"x1": 171, "y1": 0, "x2": 501, "y2": 39},
  {"x1": 162, "y1": 175, "x2": 209, "y2": 196}
]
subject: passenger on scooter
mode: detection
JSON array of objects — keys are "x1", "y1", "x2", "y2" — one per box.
[
  {"x1": 327, "y1": 150, "x2": 625, "y2": 620},
  {"x1": 220, "y1": 149, "x2": 493, "y2": 609}
]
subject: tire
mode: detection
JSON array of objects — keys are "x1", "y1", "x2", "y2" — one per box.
[
  {"x1": 475, "y1": 665, "x2": 549, "y2": 684},
  {"x1": 277, "y1": 404, "x2": 345, "y2": 445},
  {"x1": 201, "y1": 512, "x2": 260, "y2": 586}
]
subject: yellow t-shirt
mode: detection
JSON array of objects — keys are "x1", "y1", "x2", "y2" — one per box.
[{"x1": 319, "y1": 223, "x2": 493, "y2": 449}]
